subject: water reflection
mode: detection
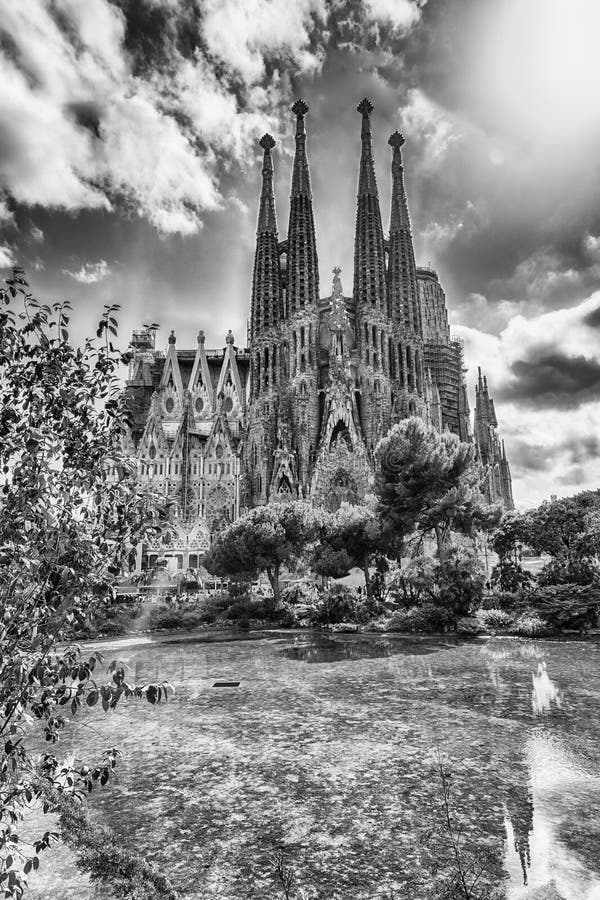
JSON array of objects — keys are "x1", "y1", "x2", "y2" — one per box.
[
  {"x1": 532, "y1": 662, "x2": 562, "y2": 715},
  {"x1": 279, "y1": 634, "x2": 456, "y2": 663},
  {"x1": 24, "y1": 634, "x2": 600, "y2": 900}
]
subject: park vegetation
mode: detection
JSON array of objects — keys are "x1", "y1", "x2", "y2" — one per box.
[{"x1": 0, "y1": 270, "x2": 175, "y2": 899}]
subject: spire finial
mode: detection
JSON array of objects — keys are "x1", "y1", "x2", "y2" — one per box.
[
  {"x1": 357, "y1": 97, "x2": 374, "y2": 117},
  {"x1": 259, "y1": 133, "x2": 276, "y2": 152},
  {"x1": 197, "y1": 329, "x2": 205, "y2": 345},
  {"x1": 226, "y1": 330, "x2": 235, "y2": 345},
  {"x1": 292, "y1": 98, "x2": 309, "y2": 118},
  {"x1": 388, "y1": 131, "x2": 405, "y2": 150},
  {"x1": 168, "y1": 330, "x2": 176, "y2": 345}
]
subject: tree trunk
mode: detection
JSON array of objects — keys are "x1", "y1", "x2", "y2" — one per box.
[
  {"x1": 363, "y1": 552, "x2": 371, "y2": 599},
  {"x1": 435, "y1": 524, "x2": 446, "y2": 577},
  {"x1": 266, "y1": 565, "x2": 281, "y2": 608}
]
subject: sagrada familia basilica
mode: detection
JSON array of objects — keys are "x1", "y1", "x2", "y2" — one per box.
[{"x1": 124, "y1": 99, "x2": 513, "y2": 571}]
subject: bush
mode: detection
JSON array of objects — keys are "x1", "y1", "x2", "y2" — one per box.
[
  {"x1": 482, "y1": 590, "x2": 522, "y2": 611},
  {"x1": 281, "y1": 583, "x2": 319, "y2": 607},
  {"x1": 537, "y1": 557, "x2": 600, "y2": 586},
  {"x1": 513, "y1": 613, "x2": 547, "y2": 637},
  {"x1": 309, "y1": 586, "x2": 364, "y2": 626},
  {"x1": 490, "y1": 559, "x2": 534, "y2": 593},
  {"x1": 528, "y1": 584, "x2": 600, "y2": 631},
  {"x1": 147, "y1": 603, "x2": 209, "y2": 631},
  {"x1": 385, "y1": 603, "x2": 454, "y2": 633},
  {"x1": 224, "y1": 599, "x2": 265, "y2": 622},
  {"x1": 438, "y1": 547, "x2": 485, "y2": 616},
  {"x1": 477, "y1": 608, "x2": 514, "y2": 630}
]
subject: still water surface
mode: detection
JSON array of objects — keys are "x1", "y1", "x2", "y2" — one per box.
[{"x1": 28, "y1": 632, "x2": 600, "y2": 899}]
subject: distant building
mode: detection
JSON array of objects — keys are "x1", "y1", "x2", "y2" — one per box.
[
  {"x1": 124, "y1": 98, "x2": 513, "y2": 572},
  {"x1": 474, "y1": 368, "x2": 514, "y2": 509}
]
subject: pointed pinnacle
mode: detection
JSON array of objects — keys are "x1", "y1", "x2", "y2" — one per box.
[
  {"x1": 292, "y1": 98, "x2": 309, "y2": 117},
  {"x1": 389, "y1": 131, "x2": 405, "y2": 150},
  {"x1": 357, "y1": 98, "x2": 374, "y2": 116},
  {"x1": 259, "y1": 133, "x2": 276, "y2": 151}
]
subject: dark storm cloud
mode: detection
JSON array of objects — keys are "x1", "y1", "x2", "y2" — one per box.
[
  {"x1": 509, "y1": 433, "x2": 600, "y2": 475},
  {"x1": 500, "y1": 350, "x2": 600, "y2": 409},
  {"x1": 583, "y1": 305, "x2": 600, "y2": 328}
]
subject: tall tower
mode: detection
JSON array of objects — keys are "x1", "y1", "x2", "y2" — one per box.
[
  {"x1": 282, "y1": 99, "x2": 321, "y2": 494},
  {"x1": 353, "y1": 99, "x2": 393, "y2": 450},
  {"x1": 387, "y1": 131, "x2": 425, "y2": 419},
  {"x1": 247, "y1": 133, "x2": 283, "y2": 504},
  {"x1": 474, "y1": 368, "x2": 514, "y2": 509}
]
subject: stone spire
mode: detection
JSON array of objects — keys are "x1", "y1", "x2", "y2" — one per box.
[
  {"x1": 387, "y1": 131, "x2": 421, "y2": 331},
  {"x1": 287, "y1": 99, "x2": 319, "y2": 311},
  {"x1": 354, "y1": 98, "x2": 387, "y2": 312},
  {"x1": 251, "y1": 133, "x2": 282, "y2": 338}
]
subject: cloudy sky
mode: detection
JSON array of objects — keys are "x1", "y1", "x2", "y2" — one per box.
[{"x1": 1, "y1": 0, "x2": 600, "y2": 508}]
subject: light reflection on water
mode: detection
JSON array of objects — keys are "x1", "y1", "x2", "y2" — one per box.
[{"x1": 25, "y1": 633, "x2": 600, "y2": 899}]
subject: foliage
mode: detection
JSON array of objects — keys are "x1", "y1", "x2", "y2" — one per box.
[
  {"x1": 63, "y1": 597, "x2": 141, "y2": 640},
  {"x1": 311, "y1": 503, "x2": 382, "y2": 597},
  {"x1": 385, "y1": 603, "x2": 454, "y2": 633},
  {"x1": 375, "y1": 418, "x2": 500, "y2": 573},
  {"x1": 54, "y1": 791, "x2": 178, "y2": 899},
  {"x1": 437, "y1": 546, "x2": 486, "y2": 618},
  {"x1": 280, "y1": 583, "x2": 319, "y2": 607},
  {"x1": 512, "y1": 613, "x2": 547, "y2": 637},
  {"x1": 205, "y1": 501, "x2": 319, "y2": 603},
  {"x1": 493, "y1": 492, "x2": 600, "y2": 579},
  {"x1": 489, "y1": 559, "x2": 534, "y2": 594},
  {"x1": 0, "y1": 269, "x2": 168, "y2": 895},
  {"x1": 537, "y1": 556, "x2": 600, "y2": 586},
  {"x1": 387, "y1": 556, "x2": 438, "y2": 608},
  {"x1": 528, "y1": 585, "x2": 600, "y2": 632},
  {"x1": 476, "y1": 609, "x2": 514, "y2": 630},
  {"x1": 146, "y1": 602, "x2": 211, "y2": 631},
  {"x1": 308, "y1": 585, "x2": 367, "y2": 626}
]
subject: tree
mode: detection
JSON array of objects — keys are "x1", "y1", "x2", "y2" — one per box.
[
  {"x1": 311, "y1": 503, "x2": 383, "y2": 599},
  {"x1": 375, "y1": 418, "x2": 500, "y2": 575},
  {"x1": 204, "y1": 501, "x2": 318, "y2": 604},
  {"x1": 492, "y1": 492, "x2": 600, "y2": 587},
  {"x1": 0, "y1": 269, "x2": 172, "y2": 898}
]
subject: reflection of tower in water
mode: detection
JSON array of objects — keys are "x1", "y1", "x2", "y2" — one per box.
[{"x1": 505, "y1": 777, "x2": 535, "y2": 885}]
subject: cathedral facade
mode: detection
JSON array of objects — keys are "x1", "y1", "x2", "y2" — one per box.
[{"x1": 124, "y1": 99, "x2": 513, "y2": 572}]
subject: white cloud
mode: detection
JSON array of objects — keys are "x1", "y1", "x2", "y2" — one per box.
[
  {"x1": 363, "y1": 0, "x2": 425, "y2": 32},
  {"x1": 63, "y1": 259, "x2": 111, "y2": 284},
  {"x1": 455, "y1": 292, "x2": 600, "y2": 505},
  {"x1": 29, "y1": 226, "x2": 44, "y2": 243},
  {"x1": 0, "y1": 245, "x2": 15, "y2": 268},
  {"x1": 201, "y1": 0, "x2": 328, "y2": 85},
  {"x1": 401, "y1": 88, "x2": 461, "y2": 162},
  {"x1": 0, "y1": 198, "x2": 13, "y2": 225}
]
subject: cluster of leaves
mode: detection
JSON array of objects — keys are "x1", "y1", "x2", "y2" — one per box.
[
  {"x1": 492, "y1": 493, "x2": 600, "y2": 583},
  {"x1": 53, "y1": 790, "x2": 178, "y2": 899},
  {"x1": 0, "y1": 270, "x2": 168, "y2": 896},
  {"x1": 205, "y1": 502, "x2": 320, "y2": 603},
  {"x1": 527, "y1": 584, "x2": 600, "y2": 632},
  {"x1": 375, "y1": 418, "x2": 501, "y2": 574}
]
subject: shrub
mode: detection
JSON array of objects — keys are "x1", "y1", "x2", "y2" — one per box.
[
  {"x1": 537, "y1": 557, "x2": 600, "y2": 587},
  {"x1": 438, "y1": 547, "x2": 485, "y2": 617},
  {"x1": 146, "y1": 602, "x2": 211, "y2": 631},
  {"x1": 330, "y1": 622, "x2": 361, "y2": 633},
  {"x1": 224, "y1": 599, "x2": 265, "y2": 622},
  {"x1": 281, "y1": 583, "x2": 319, "y2": 607},
  {"x1": 385, "y1": 603, "x2": 454, "y2": 633},
  {"x1": 513, "y1": 613, "x2": 547, "y2": 637},
  {"x1": 309, "y1": 586, "x2": 363, "y2": 626},
  {"x1": 477, "y1": 608, "x2": 514, "y2": 630},
  {"x1": 529, "y1": 584, "x2": 600, "y2": 631},
  {"x1": 482, "y1": 590, "x2": 522, "y2": 611}
]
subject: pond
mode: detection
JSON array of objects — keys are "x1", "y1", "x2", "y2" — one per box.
[{"x1": 28, "y1": 632, "x2": 600, "y2": 899}]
